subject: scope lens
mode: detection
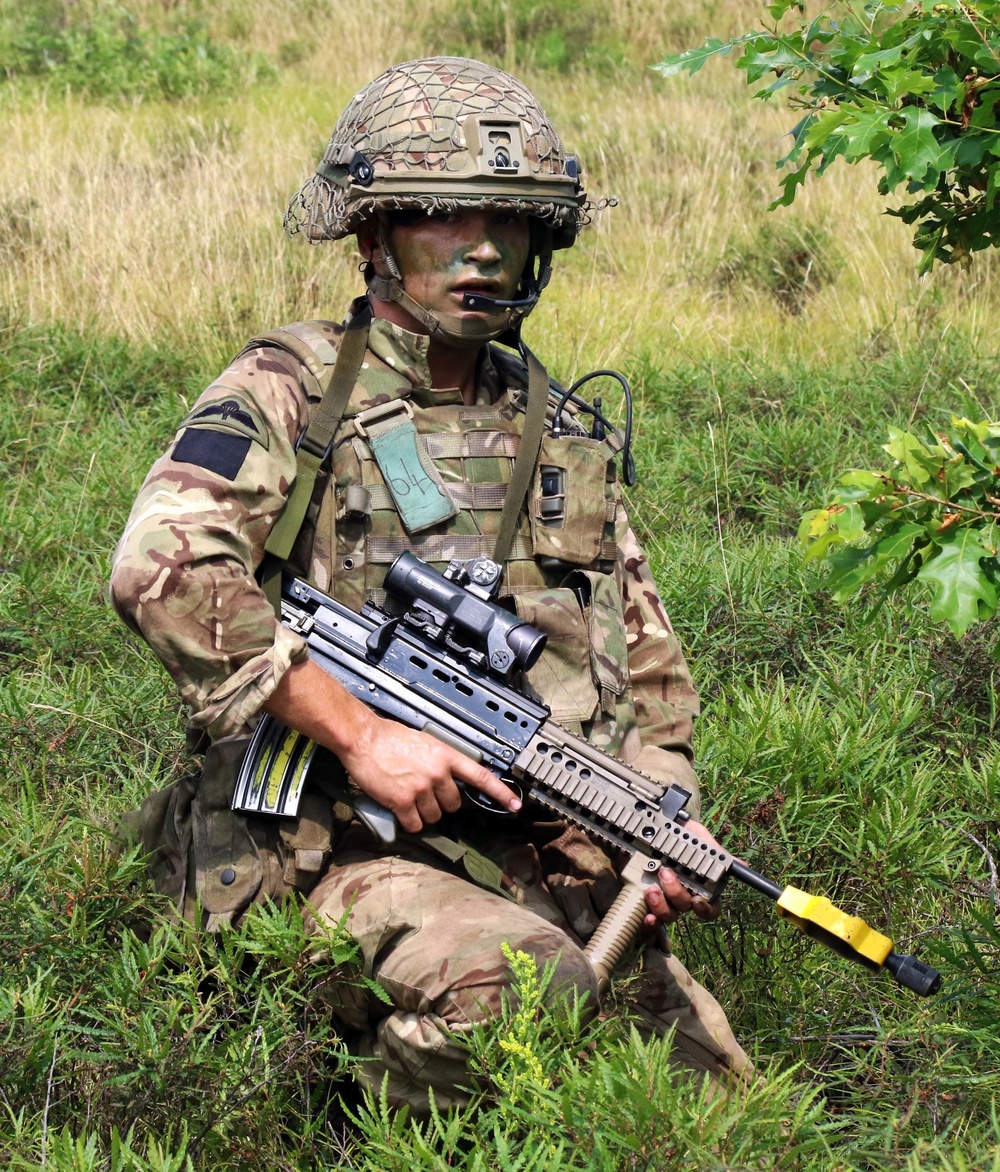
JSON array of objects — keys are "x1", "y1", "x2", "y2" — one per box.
[{"x1": 507, "y1": 622, "x2": 547, "y2": 672}]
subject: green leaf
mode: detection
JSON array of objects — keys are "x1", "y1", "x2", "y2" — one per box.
[
  {"x1": 769, "y1": 159, "x2": 812, "y2": 209},
  {"x1": 890, "y1": 107, "x2": 948, "y2": 186},
  {"x1": 825, "y1": 523, "x2": 926, "y2": 600},
  {"x1": 737, "y1": 36, "x2": 808, "y2": 85},
  {"x1": 839, "y1": 106, "x2": 895, "y2": 159},
  {"x1": 799, "y1": 502, "x2": 869, "y2": 561},
  {"x1": 968, "y1": 89, "x2": 1000, "y2": 130},
  {"x1": 942, "y1": 456, "x2": 978, "y2": 499},
  {"x1": 929, "y1": 64, "x2": 964, "y2": 117},
  {"x1": 879, "y1": 65, "x2": 939, "y2": 104},
  {"x1": 859, "y1": 498, "x2": 897, "y2": 527},
  {"x1": 917, "y1": 529, "x2": 999, "y2": 637},
  {"x1": 850, "y1": 40, "x2": 908, "y2": 80},
  {"x1": 836, "y1": 502, "x2": 866, "y2": 542},
  {"x1": 777, "y1": 114, "x2": 815, "y2": 166},
  {"x1": 798, "y1": 507, "x2": 834, "y2": 545},
  {"x1": 840, "y1": 469, "x2": 886, "y2": 491},
  {"x1": 767, "y1": 0, "x2": 804, "y2": 17},
  {"x1": 654, "y1": 38, "x2": 733, "y2": 78},
  {"x1": 883, "y1": 427, "x2": 941, "y2": 486},
  {"x1": 951, "y1": 417, "x2": 994, "y2": 447},
  {"x1": 803, "y1": 108, "x2": 852, "y2": 150}
]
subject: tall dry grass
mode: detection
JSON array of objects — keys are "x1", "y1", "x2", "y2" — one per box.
[{"x1": 3, "y1": 0, "x2": 999, "y2": 379}]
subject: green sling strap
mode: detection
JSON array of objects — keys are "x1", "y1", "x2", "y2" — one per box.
[
  {"x1": 492, "y1": 341, "x2": 549, "y2": 566},
  {"x1": 257, "y1": 305, "x2": 373, "y2": 613},
  {"x1": 406, "y1": 829, "x2": 512, "y2": 899}
]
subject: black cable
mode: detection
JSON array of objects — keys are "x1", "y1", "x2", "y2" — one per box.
[{"x1": 552, "y1": 369, "x2": 635, "y2": 487}]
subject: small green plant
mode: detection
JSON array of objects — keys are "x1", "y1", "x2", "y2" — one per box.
[
  {"x1": 800, "y1": 417, "x2": 1000, "y2": 640},
  {"x1": 0, "y1": 4, "x2": 274, "y2": 102},
  {"x1": 343, "y1": 948, "x2": 835, "y2": 1171},
  {"x1": 494, "y1": 943, "x2": 551, "y2": 1100},
  {"x1": 0, "y1": 816, "x2": 361, "y2": 1169},
  {"x1": 657, "y1": 1, "x2": 1000, "y2": 271}
]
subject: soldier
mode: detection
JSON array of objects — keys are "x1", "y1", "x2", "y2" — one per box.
[{"x1": 111, "y1": 57, "x2": 751, "y2": 1113}]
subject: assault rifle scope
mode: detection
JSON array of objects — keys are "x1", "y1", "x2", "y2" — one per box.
[{"x1": 378, "y1": 551, "x2": 546, "y2": 678}]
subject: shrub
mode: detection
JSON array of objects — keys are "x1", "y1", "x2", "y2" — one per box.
[
  {"x1": 717, "y1": 220, "x2": 841, "y2": 314},
  {"x1": 428, "y1": 0, "x2": 626, "y2": 73},
  {"x1": 0, "y1": 4, "x2": 274, "y2": 102}
]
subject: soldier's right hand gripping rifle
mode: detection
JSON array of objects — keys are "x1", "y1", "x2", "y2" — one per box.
[{"x1": 234, "y1": 553, "x2": 942, "y2": 999}]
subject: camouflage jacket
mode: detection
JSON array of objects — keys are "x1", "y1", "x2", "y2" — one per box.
[{"x1": 111, "y1": 303, "x2": 700, "y2": 798}]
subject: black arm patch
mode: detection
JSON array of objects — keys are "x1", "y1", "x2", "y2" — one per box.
[{"x1": 172, "y1": 428, "x2": 252, "y2": 480}]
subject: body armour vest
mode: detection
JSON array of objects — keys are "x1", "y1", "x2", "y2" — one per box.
[{"x1": 253, "y1": 313, "x2": 639, "y2": 754}]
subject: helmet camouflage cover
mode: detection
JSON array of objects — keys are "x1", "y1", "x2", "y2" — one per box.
[{"x1": 285, "y1": 56, "x2": 589, "y2": 249}]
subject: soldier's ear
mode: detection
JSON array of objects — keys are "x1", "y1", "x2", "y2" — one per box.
[{"x1": 356, "y1": 220, "x2": 378, "y2": 262}]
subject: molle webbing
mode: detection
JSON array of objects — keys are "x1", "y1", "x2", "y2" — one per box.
[
  {"x1": 366, "y1": 533, "x2": 537, "y2": 565},
  {"x1": 365, "y1": 532, "x2": 619, "y2": 565},
  {"x1": 422, "y1": 432, "x2": 521, "y2": 459},
  {"x1": 363, "y1": 482, "x2": 510, "y2": 512}
]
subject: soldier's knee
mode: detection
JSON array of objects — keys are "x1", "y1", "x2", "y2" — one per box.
[
  {"x1": 440, "y1": 927, "x2": 598, "y2": 1029},
  {"x1": 523, "y1": 932, "x2": 600, "y2": 1015}
]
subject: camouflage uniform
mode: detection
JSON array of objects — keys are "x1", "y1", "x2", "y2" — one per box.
[{"x1": 112, "y1": 304, "x2": 751, "y2": 1113}]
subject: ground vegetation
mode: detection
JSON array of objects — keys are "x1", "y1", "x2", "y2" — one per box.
[{"x1": 2, "y1": 1, "x2": 999, "y2": 1167}]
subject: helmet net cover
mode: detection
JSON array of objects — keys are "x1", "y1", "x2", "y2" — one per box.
[{"x1": 285, "y1": 57, "x2": 591, "y2": 249}]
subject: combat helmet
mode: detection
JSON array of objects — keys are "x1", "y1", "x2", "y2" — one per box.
[{"x1": 285, "y1": 56, "x2": 590, "y2": 345}]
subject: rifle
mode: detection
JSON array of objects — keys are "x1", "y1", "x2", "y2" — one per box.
[{"x1": 233, "y1": 552, "x2": 941, "y2": 998}]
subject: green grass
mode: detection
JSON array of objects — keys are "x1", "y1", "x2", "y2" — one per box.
[
  {"x1": 3, "y1": 0, "x2": 1000, "y2": 1164},
  {"x1": 3, "y1": 311, "x2": 1000, "y2": 1168}
]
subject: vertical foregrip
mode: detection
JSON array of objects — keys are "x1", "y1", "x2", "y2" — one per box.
[
  {"x1": 585, "y1": 879, "x2": 649, "y2": 995},
  {"x1": 584, "y1": 853, "x2": 658, "y2": 995}
]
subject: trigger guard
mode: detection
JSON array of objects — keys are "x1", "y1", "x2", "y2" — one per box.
[{"x1": 461, "y1": 777, "x2": 525, "y2": 816}]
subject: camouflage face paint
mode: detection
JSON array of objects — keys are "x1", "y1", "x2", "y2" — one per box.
[{"x1": 388, "y1": 208, "x2": 530, "y2": 327}]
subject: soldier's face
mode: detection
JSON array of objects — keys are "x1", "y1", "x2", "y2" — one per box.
[{"x1": 373, "y1": 208, "x2": 530, "y2": 322}]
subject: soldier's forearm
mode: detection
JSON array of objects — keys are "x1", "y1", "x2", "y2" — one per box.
[
  {"x1": 261, "y1": 657, "x2": 522, "y2": 833},
  {"x1": 262, "y1": 657, "x2": 377, "y2": 761}
]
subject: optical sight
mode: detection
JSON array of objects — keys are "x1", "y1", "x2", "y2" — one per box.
[{"x1": 383, "y1": 552, "x2": 546, "y2": 677}]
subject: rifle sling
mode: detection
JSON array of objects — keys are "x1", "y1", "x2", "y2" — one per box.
[
  {"x1": 404, "y1": 829, "x2": 512, "y2": 900},
  {"x1": 259, "y1": 305, "x2": 372, "y2": 613},
  {"x1": 492, "y1": 342, "x2": 548, "y2": 566}
]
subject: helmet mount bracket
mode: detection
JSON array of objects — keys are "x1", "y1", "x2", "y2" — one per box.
[{"x1": 463, "y1": 114, "x2": 527, "y2": 178}]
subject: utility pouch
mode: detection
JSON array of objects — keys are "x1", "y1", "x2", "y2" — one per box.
[
  {"x1": 126, "y1": 733, "x2": 340, "y2": 929},
  {"x1": 563, "y1": 569, "x2": 630, "y2": 716},
  {"x1": 511, "y1": 586, "x2": 600, "y2": 726},
  {"x1": 529, "y1": 433, "x2": 612, "y2": 565},
  {"x1": 511, "y1": 566, "x2": 630, "y2": 727}
]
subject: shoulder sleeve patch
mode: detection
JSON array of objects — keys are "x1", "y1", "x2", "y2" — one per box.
[
  {"x1": 172, "y1": 428, "x2": 253, "y2": 480},
  {"x1": 180, "y1": 392, "x2": 270, "y2": 450}
]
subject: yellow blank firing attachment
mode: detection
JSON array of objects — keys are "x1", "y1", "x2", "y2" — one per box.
[
  {"x1": 775, "y1": 885, "x2": 941, "y2": 996},
  {"x1": 728, "y1": 862, "x2": 941, "y2": 996},
  {"x1": 777, "y1": 887, "x2": 893, "y2": 967}
]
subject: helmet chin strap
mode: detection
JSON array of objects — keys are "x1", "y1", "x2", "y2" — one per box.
[{"x1": 367, "y1": 216, "x2": 553, "y2": 351}]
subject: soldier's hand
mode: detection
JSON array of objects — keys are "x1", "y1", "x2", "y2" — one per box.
[
  {"x1": 262, "y1": 658, "x2": 521, "y2": 834},
  {"x1": 643, "y1": 820, "x2": 723, "y2": 928},
  {"x1": 339, "y1": 711, "x2": 522, "y2": 833}
]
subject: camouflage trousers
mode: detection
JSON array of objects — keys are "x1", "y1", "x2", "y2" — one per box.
[{"x1": 303, "y1": 836, "x2": 752, "y2": 1115}]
